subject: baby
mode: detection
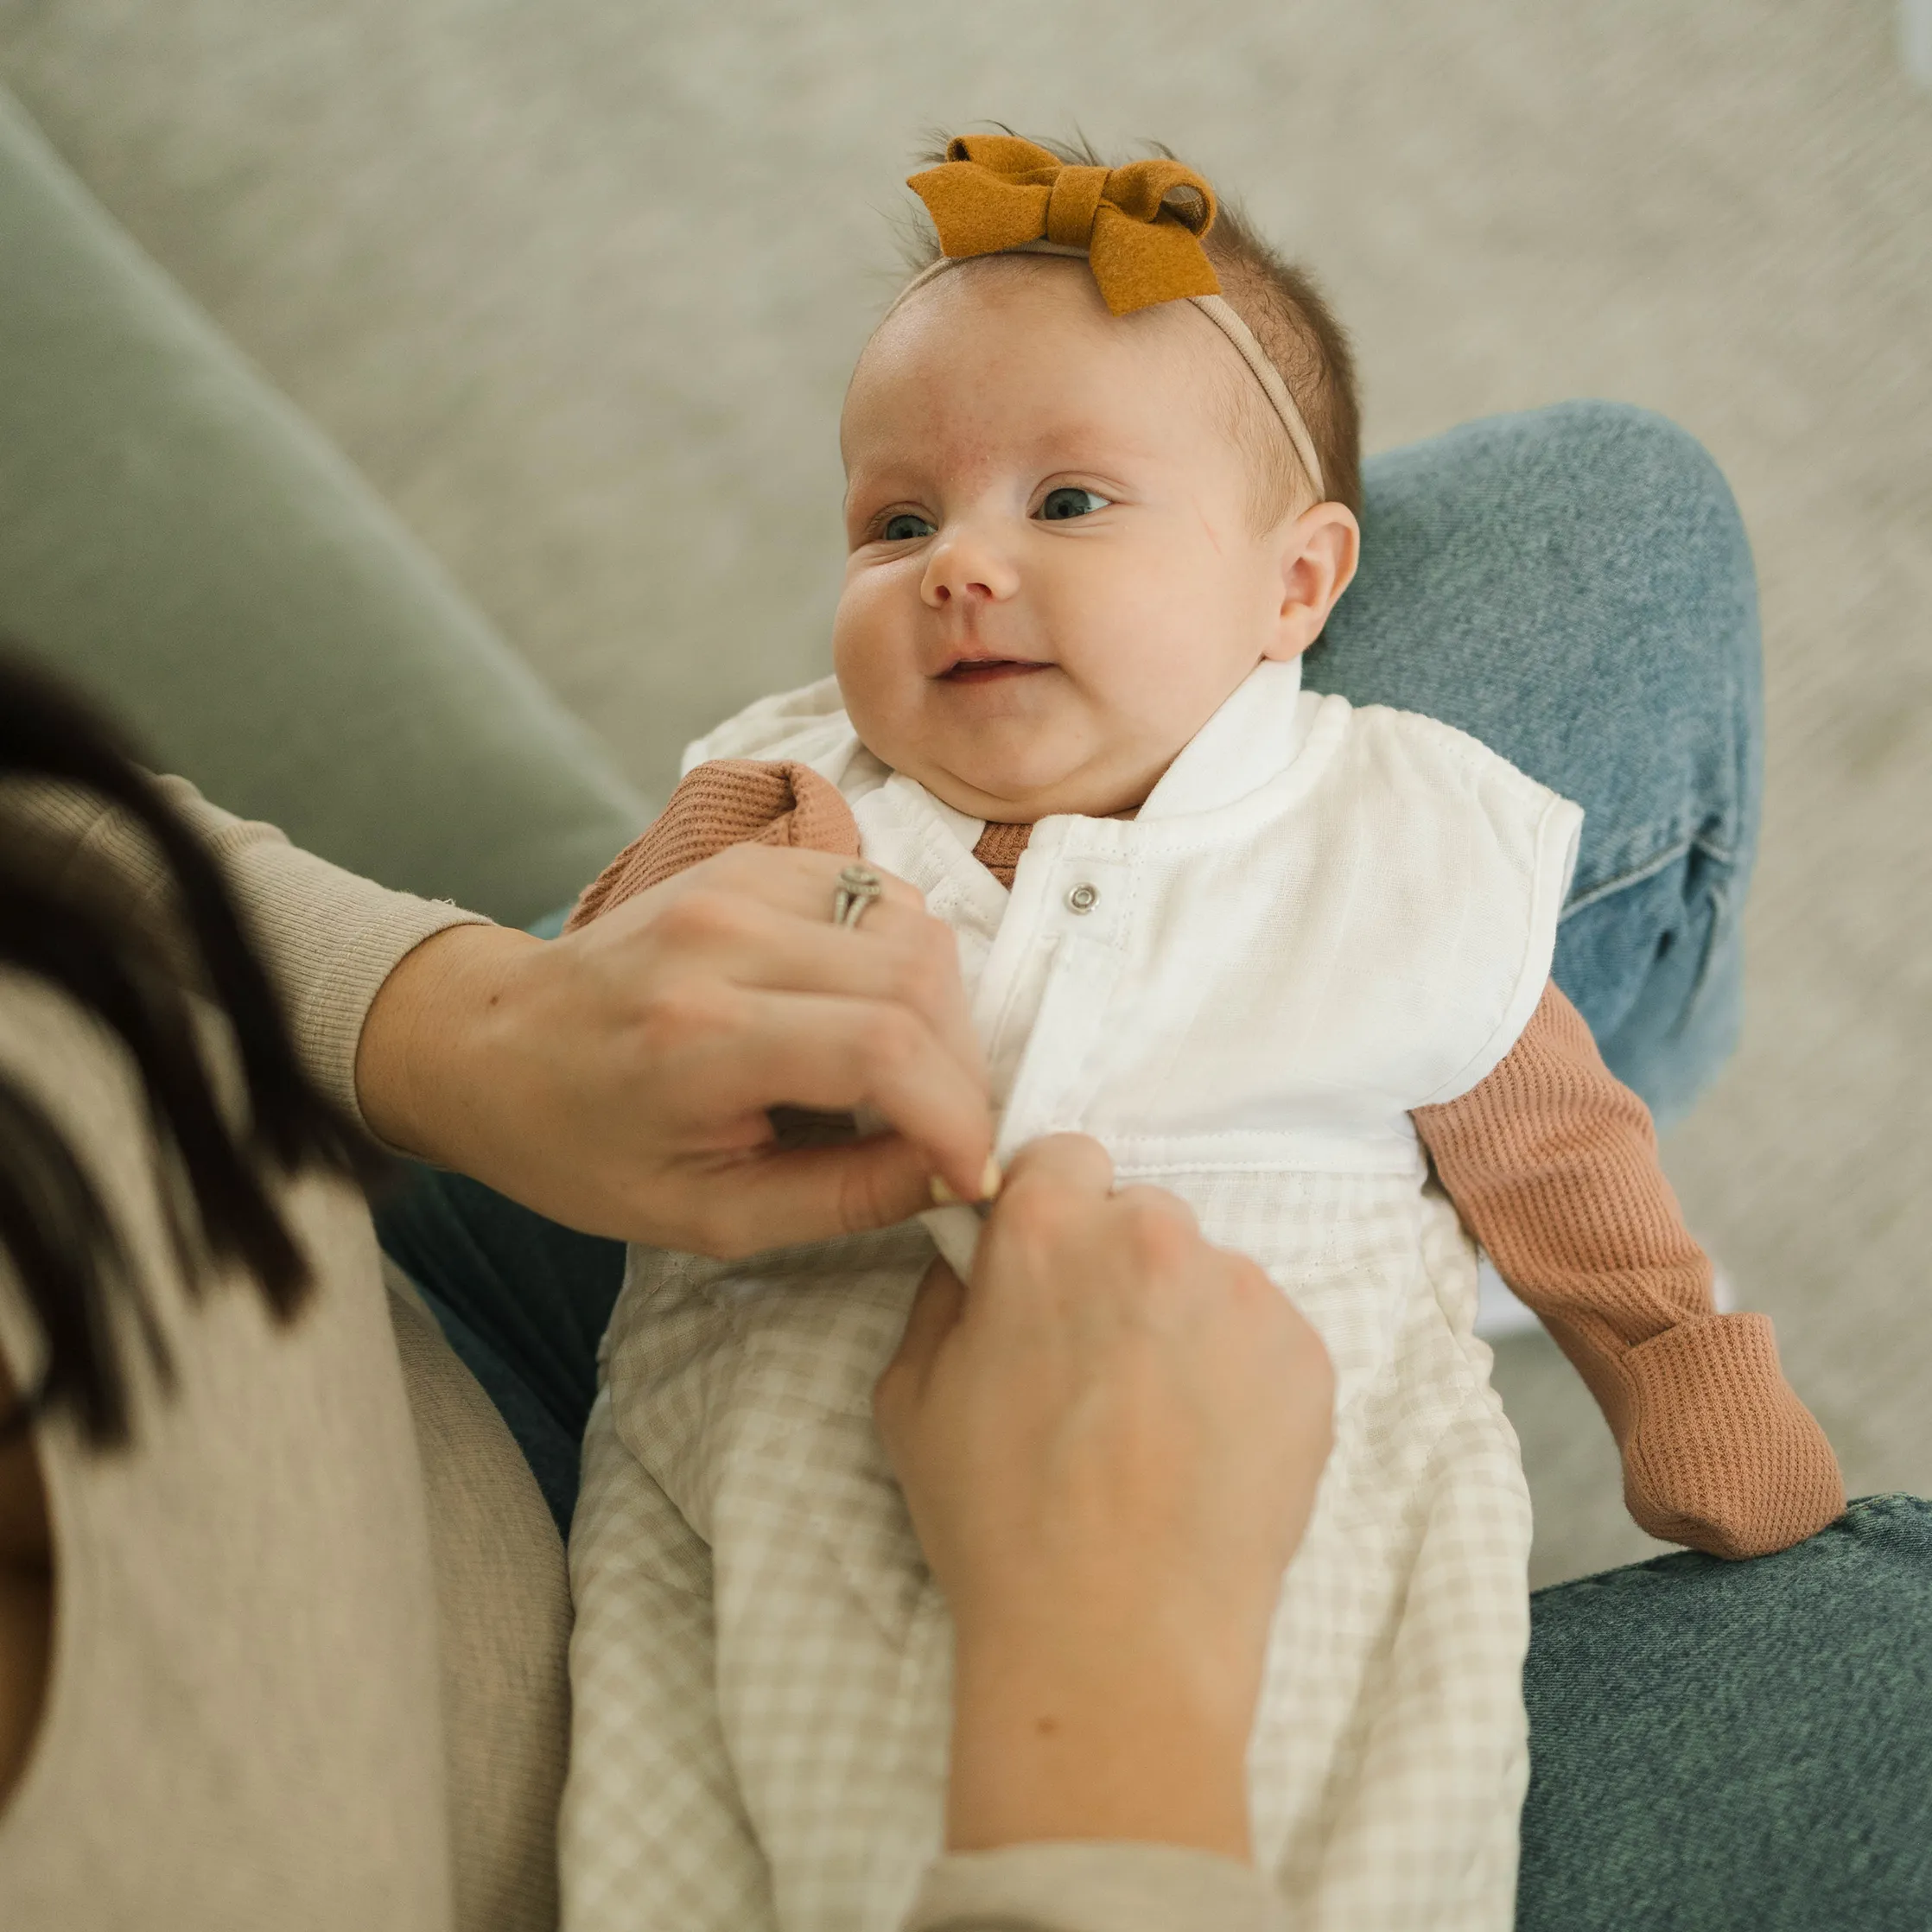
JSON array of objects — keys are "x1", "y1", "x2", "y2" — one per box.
[{"x1": 559, "y1": 136, "x2": 1843, "y2": 1932}]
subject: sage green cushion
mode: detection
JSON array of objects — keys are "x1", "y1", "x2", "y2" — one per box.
[{"x1": 0, "y1": 85, "x2": 644, "y2": 926}]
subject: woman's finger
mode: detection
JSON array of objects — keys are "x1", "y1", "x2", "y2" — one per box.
[
  {"x1": 664, "y1": 1131, "x2": 939, "y2": 1259},
  {"x1": 1110, "y1": 1182, "x2": 1201, "y2": 1232},
  {"x1": 964, "y1": 1135, "x2": 1117, "y2": 1321},
  {"x1": 626, "y1": 880, "x2": 984, "y2": 1089},
  {"x1": 687, "y1": 987, "x2": 993, "y2": 1203},
  {"x1": 670, "y1": 841, "x2": 929, "y2": 922},
  {"x1": 997, "y1": 1133, "x2": 1116, "y2": 1200},
  {"x1": 875, "y1": 1257, "x2": 967, "y2": 1430}
]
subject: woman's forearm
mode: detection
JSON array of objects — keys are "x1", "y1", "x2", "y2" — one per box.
[{"x1": 946, "y1": 1629, "x2": 1253, "y2": 1859}]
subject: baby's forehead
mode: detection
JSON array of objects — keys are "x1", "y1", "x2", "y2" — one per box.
[
  {"x1": 846, "y1": 258, "x2": 1217, "y2": 431},
  {"x1": 867, "y1": 256, "x2": 1193, "y2": 361},
  {"x1": 842, "y1": 260, "x2": 1297, "y2": 523}
]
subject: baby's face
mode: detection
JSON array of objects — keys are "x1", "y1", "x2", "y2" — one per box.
[{"x1": 833, "y1": 258, "x2": 1345, "y2": 823}]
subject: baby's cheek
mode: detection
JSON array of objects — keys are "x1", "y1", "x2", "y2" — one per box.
[
  {"x1": 1079, "y1": 607, "x2": 1212, "y2": 724},
  {"x1": 831, "y1": 594, "x2": 906, "y2": 716},
  {"x1": 1099, "y1": 630, "x2": 1260, "y2": 777},
  {"x1": 835, "y1": 638, "x2": 934, "y2": 791}
]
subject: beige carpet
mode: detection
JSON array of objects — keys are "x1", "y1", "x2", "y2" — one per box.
[{"x1": 3, "y1": 0, "x2": 1926, "y2": 1586}]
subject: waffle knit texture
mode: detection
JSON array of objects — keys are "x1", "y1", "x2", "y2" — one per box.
[
  {"x1": 968, "y1": 819, "x2": 1031, "y2": 889},
  {"x1": 573, "y1": 756, "x2": 1841, "y2": 1563},
  {"x1": 565, "y1": 759, "x2": 856, "y2": 930},
  {"x1": 1412, "y1": 984, "x2": 1843, "y2": 1559}
]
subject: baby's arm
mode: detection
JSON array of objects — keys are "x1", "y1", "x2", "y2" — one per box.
[
  {"x1": 1412, "y1": 982, "x2": 1843, "y2": 1560},
  {"x1": 565, "y1": 757, "x2": 860, "y2": 928}
]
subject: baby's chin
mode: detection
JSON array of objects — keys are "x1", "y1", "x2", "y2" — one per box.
[
  {"x1": 850, "y1": 702, "x2": 1172, "y2": 823},
  {"x1": 906, "y1": 748, "x2": 1151, "y2": 825}
]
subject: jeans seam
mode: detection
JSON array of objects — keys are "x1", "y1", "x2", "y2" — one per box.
[{"x1": 1560, "y1": 830, "x2": 1735, "y2": 920}]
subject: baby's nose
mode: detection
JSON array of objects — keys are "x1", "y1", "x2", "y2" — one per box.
[{"x1": 922, "y1": 530, "x2": 1020, "y2": 607}]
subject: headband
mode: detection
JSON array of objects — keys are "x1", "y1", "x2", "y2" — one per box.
[{"x1": 895, "y1": 134, "x2": 1325, "y2": 500}]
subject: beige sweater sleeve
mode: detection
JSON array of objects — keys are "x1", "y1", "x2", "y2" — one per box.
[
  {"x1": 902, "y1": 1845, "x2": 1286, "y2": 1932},
  {"x1": 22, "y1": 774, "x2": 489, "y2": 1128},
  {"x1": 1414, "y1": 980, "x2": 1844, "y2": 1560}
]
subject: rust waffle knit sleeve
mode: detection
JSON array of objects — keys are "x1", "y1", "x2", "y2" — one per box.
[
  {"x1": 971, "y1": 821, "x2": 1033, "y2": 888},
  {"x1": 1413, "y1": 980, "x2": 1843, "y2": 1560},
  {"x1": 562, "y1": 758, "x2": 860, "y2": 932}
]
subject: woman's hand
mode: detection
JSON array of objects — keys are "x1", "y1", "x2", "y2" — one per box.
[
  {"x1": 874, "y1": 1136, "x2": 1334, "y2": 1862},
  {"x1": 354, "y1": 844, "x2": 994, "y2": 1256}
]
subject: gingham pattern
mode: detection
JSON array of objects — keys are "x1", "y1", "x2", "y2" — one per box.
[
  {"x1": 563, "y1": 1176, "x2": 1528, "y2": 1932},
  {"x1": 564, "y1": 1229, "x2": 955, "y2": 1932}
]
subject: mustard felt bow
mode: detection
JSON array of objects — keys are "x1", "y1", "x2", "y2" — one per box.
[{"x1": 906, "y1": 135, "x2": 1222, "y2": 316}]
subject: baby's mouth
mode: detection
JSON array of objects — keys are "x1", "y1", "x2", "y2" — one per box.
[{"x1": 937, "y1": 655, "x2": 1049, "y2": 685}]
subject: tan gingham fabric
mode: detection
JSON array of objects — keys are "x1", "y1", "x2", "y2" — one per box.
[{"x1": 564, "y1": 1180, "x2": 1528, "y2": 1932}]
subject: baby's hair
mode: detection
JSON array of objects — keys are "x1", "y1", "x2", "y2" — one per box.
[{"x1": 901, "y1": 131, "x2": 1362, "y2": 522}]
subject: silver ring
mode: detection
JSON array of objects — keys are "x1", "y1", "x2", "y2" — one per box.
[{"x1": 832, "y1": 863, "x2": 884, "y2": 930}]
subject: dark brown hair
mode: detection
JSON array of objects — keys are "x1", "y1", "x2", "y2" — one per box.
[
  {"x1": 905, "y1": 132, "x2": 1361, "y2": 518},
  {"x1": 0, "y1": 651, "x2": 383, "y2": 1448}
]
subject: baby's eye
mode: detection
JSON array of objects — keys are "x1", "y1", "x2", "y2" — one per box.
[
  {"x1": 1036, "y1": 486, "x2": 1112, "y2": 523},
  {"x1": 880, "y1": 512, "x2": 937, "y2": 543}
]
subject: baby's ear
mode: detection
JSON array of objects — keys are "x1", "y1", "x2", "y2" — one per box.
[{"x1": 1267, "y1": 503, "x2": 1359, "y2": 658}]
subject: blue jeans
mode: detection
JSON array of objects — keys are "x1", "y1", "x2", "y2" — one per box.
[
  {"x1": 1520, "y1": 1494, "x2": 1932, "y2": 1929},
  {"x1": 378, "y1": 404, "x2": 1930, "y2": 1928}
]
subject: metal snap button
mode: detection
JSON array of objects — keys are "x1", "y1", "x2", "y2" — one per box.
[{"x1": 1065, "y1": 882, "x2": 1100, "y2": 914}]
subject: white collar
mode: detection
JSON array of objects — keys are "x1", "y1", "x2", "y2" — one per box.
[{"x1": 1137, "y1": 657, "x2": 1307, "y2": 822}]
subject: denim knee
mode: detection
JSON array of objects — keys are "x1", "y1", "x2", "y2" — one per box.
[
  {"x1": 1519, "y1": 1497, "x2": 1932, "y2": 1932},
  {"x1": 1555, "y1": 842, "x2": 1744, "y2": 1127}
]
